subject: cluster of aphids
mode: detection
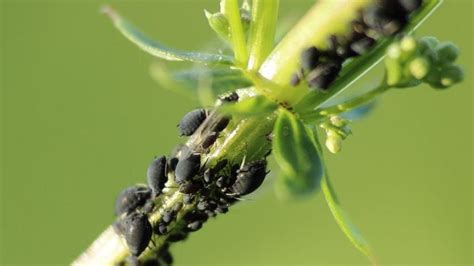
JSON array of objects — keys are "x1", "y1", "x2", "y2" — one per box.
[
  {"x1": 113, "y1": 92, "x2": 269, "y2": 265},
  {"x1": 291, "y1": 0, "x2": 423, "y2": 91}
]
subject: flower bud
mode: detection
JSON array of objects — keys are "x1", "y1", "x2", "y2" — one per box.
[
  {"x1": 409, "y1": 57, "x2": 430, "y2": 79},
  {"x1": 436, "y1": 42, "x2": 460, "y2": 64},
  {"x1": 326, "y1": 134, "x2": 342, "y2": 154},
  {"x1": 205, "y1": 10, "x2": 230, "y2": 42},
  {"x1": 440, "y1": 65, "x2": 464, "y2": 88}
]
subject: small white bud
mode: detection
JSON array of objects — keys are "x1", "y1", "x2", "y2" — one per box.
[{"x1": 326, "y1": 134, "x2": 342, "y2": 154}]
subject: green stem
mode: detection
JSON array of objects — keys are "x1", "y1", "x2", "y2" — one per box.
[
  {"x1": 247, "y1": 0, "x2": 279, "y2": 71},
  {"x1": 223, "y1": 0, "x2": 249, "y2": 66}
]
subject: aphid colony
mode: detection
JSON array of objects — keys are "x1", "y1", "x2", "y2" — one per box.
[
  {"x1": 291, "y1": 0, "x2": 423, "y2": 90},
  {"x1": 113, "y1": 99, "x2": 269, "y2": 265}
]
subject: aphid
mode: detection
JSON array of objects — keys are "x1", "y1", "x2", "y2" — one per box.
[
  {"x1": 147, "y1": 156, "x2": 168, "y2": 197},
  {"x1": 218, "y1": 91, "x2": 239, "y2": 102},
  {"x1": 363, "y1": 5, "x2": 406, "y2": 36},
  {"x1": 350, "y1": 36, "x2": 376, "y2": 55},
  {"x1": 159, "y1": 249, "x2": 173, "y2": 265},
  {"x1": 306, "y1": 62, "x2": 342, "y2": 91},
  {"x1": 290, "y1": 72, "x2": 301, "y2": 86},
  {"x1": 183, "y1": 211, "x2": 208, "y2": 223},
  {"x1": 178, "y1": 108, "x2": 207, "y2": 136},
  {"x1": 201, "y1": 132, "x2": 218, "y2": 150},
  {"x1": 179, "y1": 180, "x2": 202, "y2": 194},
  {"x1": 204, "y1": 159, "x2": 228, "y2": 183},
  {"x1": 399, "y1": 0, "x2": 422, "y2": 13},
  {"x1": 141, "y1": 258, "x2": 161, "y2": 266},
  {"x1": 187, "y1": 221, "x2": 203, "y2": 232},
  {"x1": 161, "y1": 210, "x2": 176, "y2": 224},
  {"x1": 301, "y1": 46, "x2": 321, "y2": 72},
  {"x1": 174, "y1": 153, "x2": 201, "y2": 184},
  {"x1": 204, "y1": 210, "x2": 216, "y2": 218},
  {"x1": 121, "y1": 212, "x2": 153, "y2": 257},
  {"x1": 211, "y1": 116, "x2": 230, "y2": 133},
  {"x1": 115, "y1": 186, "x2": 151, "y2": 216},
  {"x1": 183, "y1": 194, "x2": 195, "y2": 204},
  {"x1": 197, "y1": 200, "x2": 209, "y2": 211},
  {"x1": 230, "y1": 160, "x2": 269, "y2": 196},
  {"x1": 215, "y1": 176, "x2": 228, "y2": 188},
  {"x1": 167, "y1": 232, "x2": 188, "y2": 242},
  {"x1": 154, "y1": 222, "x2": 168, "y2": 236},
  {"x1": 215, "y1": 206, "x2": 229, "y2": 214},
  {"x1": 168, "y1": 157, "x2": 179, "y2": 171}
]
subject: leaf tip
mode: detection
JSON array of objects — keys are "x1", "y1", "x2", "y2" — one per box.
[{"x1": 100, "y1": 5, "x2": 119, "y2": 23}]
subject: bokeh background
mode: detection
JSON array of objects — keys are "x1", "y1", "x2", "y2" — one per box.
[{"x1": 1, "y1": 0, "x2": 472, "y2": 265}]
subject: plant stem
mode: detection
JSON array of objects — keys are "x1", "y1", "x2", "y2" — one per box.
[
  {"x1": 247, "y1": 0, "x2": 279, "y2": 71},
  {"x1": 223, "y1": 0, "x2": 249, "y2": 66}
]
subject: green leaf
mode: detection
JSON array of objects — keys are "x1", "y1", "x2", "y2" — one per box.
[
  {"x1": 272, "y1": 109, "x2": 323, "y2": 195},
  {"x1": 102, "y1": 6, "x2": 233, "y2": 65},
  {"x1": 247, "y1": 0, "x2": 279, "y2": 71},
  {"x1": 204, "y1": 10, "x2": 231, "y2": 44},
  {"x1": 321, "y1": 171, "x2": 378, "y2": 266},
  {"x1": 149, "y1": 63, "x2": 252, "y2": 103},
  {"x1": 218, "y1": 95, "x2": 277, "y2": 117}
]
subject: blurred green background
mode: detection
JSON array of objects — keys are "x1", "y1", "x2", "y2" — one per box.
[{"x1": 0, "y1": 0, "x2": 472, "y2": 265}]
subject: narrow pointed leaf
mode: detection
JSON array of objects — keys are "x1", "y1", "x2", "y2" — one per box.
[
  {"x1": 322, "y1": 171, "x2": 377, "y2": 265},
  {"x1": 219, "y1": 95, "x2": 277, "y2": 117},
  {"x1": 102, "y1": 6, "x2": 233, "y2": 65},
  {"x1": 150, "y1": 63, "x2": 251, "y2": 102},
  {"x1": 272, "y1": 109, "x2": 323, "y2": 195}
]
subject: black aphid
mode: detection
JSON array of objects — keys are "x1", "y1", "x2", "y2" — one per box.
[
  {"x1": 168, "y1": 232, "x2": 188, "y2": 242},
  {"x1": 230, "y1": 160, "x2": 269, "y2": 196},
  {"x1": 174, "y1": 153, "x2": 201, "y2": 184},
  {"x1": 168, "y1": 157, "x2": 179, "y2": 171},
  {"x1": 178, "y1": 108, "x2": 207, "y2": 136},
  {"x1": 187, "y1": 221, "x2": 203, "y2": 232},
  {"x1": 290, "y1": 72, "x2": 302, "y2": 86},
  {"x1": 179, "y1": 181, "x2": 202, "y2": 194},
  {"x1": 183, "y1": 211, "x2": 208, "y2": 223},
  {"x1": 159, "y1": 249, "x2": 173, "y2": 265},
  {"x1": 350, "y1": 36, "x2": 376, "y2": 55},
  {"x1": 115, "y1": 186, "x2": 151, "y2": 216},
  {"x1": 204, "y1": 159, "x2": 228, "y2": 183},
  {"x1": 211, "y1": 117, "x2": 230, "y2": 133},
  {"x1": 161, "y1": 210, "x2": 176, "y2": 224},
  {"x1": 147, "y1": 156, "x2": 168, "y2": 197},
  {"x1": 218, "y1": 91, "x2": 239, "y2": 102},
  {"x1": 306, "y1": 62, "x2": 342, "y2": 91},
  {"x1": 301, "y1": 46, "x2": 321, "y2": 71},
  {"x1": 183, "y1": 194, "x2": 195, "y2": 204},
  {"x1": 201, "y1": 132, "x2": 218, "y2": 150},
  {"x1": 363, "y1": 5, "x2": 407, "y2": 36},
  {"x1": 121, "y1": 212, "x2": 153, "y2": 257},
  {"x1": 197, "y1": 200, "x2": 209, "y2": 211},
  {"x1": 215, "y1": 206, "x2": 229, "y2": 214},
  {"x1": 399, "y1": 0, "x2": 422, "y2": 13},
  {"x1": 154, "y1": 222, "x2": 168, "y2": 236},
  {"x1": 141, "y1": 258, "x2": 161, "y2": 266}
]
